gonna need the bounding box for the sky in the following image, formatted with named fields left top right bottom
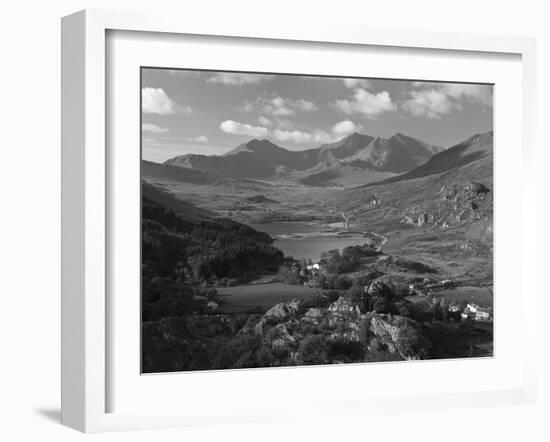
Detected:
left=141, top=68, right=493, bottom=163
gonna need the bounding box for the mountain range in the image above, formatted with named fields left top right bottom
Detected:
left=162, top=132, right=444, bottom=185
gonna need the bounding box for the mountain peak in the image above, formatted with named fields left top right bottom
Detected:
left=164, top=130, right=447, bottom=181
left=222, top=138, right=281, bottom=157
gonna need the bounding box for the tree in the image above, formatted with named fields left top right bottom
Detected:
left=334, top=275, right=352, bottom=290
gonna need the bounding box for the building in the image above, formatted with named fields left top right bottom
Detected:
left=461, top=303, right=493, bottom=321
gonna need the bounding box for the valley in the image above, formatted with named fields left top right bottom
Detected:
left=141, top=130, right=494, bottom=372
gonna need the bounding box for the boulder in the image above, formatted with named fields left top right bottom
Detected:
left=302, top=307, right=323, bottom=324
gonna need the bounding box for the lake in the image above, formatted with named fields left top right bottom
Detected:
left=251, top=221, right=368, bottom=261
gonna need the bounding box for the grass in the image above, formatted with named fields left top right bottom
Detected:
left=217, top=282, right=318, bottom=313
left=406, top=285, right=493, bottom=308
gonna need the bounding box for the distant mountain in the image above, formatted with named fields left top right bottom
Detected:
left=318, top=132, right=444, bottom=173
left=364, top=131, right=493, bottom=186
left=165, top=139, right=319, bottom=179
left=163, top=133, right=443, bottom=184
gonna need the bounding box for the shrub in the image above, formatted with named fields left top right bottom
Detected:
left=334, top=275, right=353, bottom=290
left=327, top=338, right=364, bottom=362
left=297, top=335, right=330, bottom=365
left=216, top=335, right=263, bottom=369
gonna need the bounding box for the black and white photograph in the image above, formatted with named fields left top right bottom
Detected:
left=140, top=68, right=494, bottom=373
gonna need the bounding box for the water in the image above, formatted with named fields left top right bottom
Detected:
left=251, top=222, right=368, bottom=261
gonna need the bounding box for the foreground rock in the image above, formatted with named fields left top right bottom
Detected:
left=228, top=298, right=431, bottom=367
left=362, top=313, right=430, bottom=360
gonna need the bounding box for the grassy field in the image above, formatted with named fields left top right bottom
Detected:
left=217, top=282, right=319, bottom=313
left=406, top=285, right=493, bottom=308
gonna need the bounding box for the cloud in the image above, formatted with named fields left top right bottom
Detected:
left=443, top=83, right=493, bottom=107
left=141, top=88, right=191, bottom=115
left=402, top=83, right=492, bottom=119
left=294, top=99, right=318, bottom=111
left=312, top=130, right=333, bottom=144
left=207, top=73, right=275, bottom=86
left=142, top=123, right=169, bottom=134
left=402, top=88, right=460, bottom=119
left=334, top=88, right=396, bottom=117
left=258, top=116, right=272, bottom=126
left=341, top=78, right=372, bottom=89
left=273, top=129, right=314, bottom=144
left=331, top=120, right=361, bottom=137
left=244, top=96, right=318, bottom=117
left=220, top=120, right=269, bottom=137
left=272, top=121, right=360, bottom=145
left=186, top=135, right=209, bottom=142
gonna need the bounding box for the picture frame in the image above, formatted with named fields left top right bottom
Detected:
left=61, top=9, right=537, bottom=433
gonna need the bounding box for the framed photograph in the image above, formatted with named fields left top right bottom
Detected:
left=61, top=9, right=537, bottom=432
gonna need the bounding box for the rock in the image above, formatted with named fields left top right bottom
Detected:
left=362, top=313, right=430, bottom=360
left=328, top=296, right=360, bottom=314
left=305, top=307, right=322, bottom=318
left=465, top=181, right=490, bottom=198
left=266, top=321, right=302, bottom=350
left=253, top=300, right=302, bottom=335
left=303, top=308, right=322, bottom=324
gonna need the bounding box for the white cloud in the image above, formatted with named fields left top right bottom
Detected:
left=402, top=83, right=492, bottom=119
left=186, top=135, right=208, bottom=142
left=294, top=99, right=318, bottom=111
left=220, top=120, right=269, bottom=137
left=273, top=129, right=314, bottom=144
left=402, top=88, right=460, bottom=119
left=258, top=116, right=272, bottom=126
left=334, top=88, right=396, bottom=117
left=331, top=120, right=360, bottom=137
left=341, top=78, right=372, bottom=89
left=265, top=96, right=295, bottom=116
left=312, top=129, right=333, bottom=144
left=272, top=121, right=361, bottom=145
left=142, top=123, right=169, bottom=134
left=443, top=83, right=493, bottom=107
left=141, top=88, right=191, bottom=115
left=207, top=73, right=275, bottom=86
left=244, top=96, right=318, bottom=117
left=404, top=83, right=492, bottom=119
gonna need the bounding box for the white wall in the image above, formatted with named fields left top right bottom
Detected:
left=0, top=0, right=547, bottom=440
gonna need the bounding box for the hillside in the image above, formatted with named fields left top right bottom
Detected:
left=142, top=181, right=214, bottom=220
left=141, top=182, right=284, bottom=281
left=365, top=131, right=492, bottom=186
left=329, top=132, right=493, bottom=276
left=142, top=160, right=221, bottom=185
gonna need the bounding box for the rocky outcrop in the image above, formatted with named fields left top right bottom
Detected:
left=400, top=180, right=492, bottom=232
left=328, top=296, right=360, bottom=314
left=361, top=313, right=430, bottom=360
left=253, top=299, right=302, bottom=335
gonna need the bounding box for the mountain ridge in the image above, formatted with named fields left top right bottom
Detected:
left=163, top=132, right=444, bottom=184
left=361, top=131, right=493, bottom=187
